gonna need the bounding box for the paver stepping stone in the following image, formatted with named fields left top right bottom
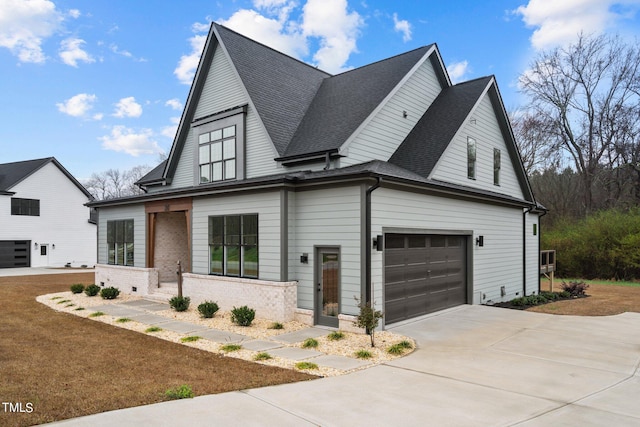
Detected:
left=269, top=347, right=322, bottom=360
left=198, top=329, right=247, bottom=343
left=90, top=305, right=142, bottom=317
left=241, top=340, right=284, bottom=351
left=129, top=313, right=173, bottom=325
left=271, top=328, right=328, bottom=344
left=307, top=355, right=372, bottom=371
left=156, top=321, right=210, bottom=334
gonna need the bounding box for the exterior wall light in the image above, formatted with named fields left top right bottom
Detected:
left=475, top=236, right=484, bottom=247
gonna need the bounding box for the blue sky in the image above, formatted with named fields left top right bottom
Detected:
left=1, top=0, right=639, bottom=181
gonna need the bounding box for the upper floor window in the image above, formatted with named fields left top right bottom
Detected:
left=494, top=148, right=501, bottom=186
left=107, top=219, right=134, bottom=266
left=199, top=125, right=236, bottom=183
left=11, top=198, right=40, bottom=216
left=193, top=105, right=246, bottom=185
left=467, top=137, right=476, bottom=180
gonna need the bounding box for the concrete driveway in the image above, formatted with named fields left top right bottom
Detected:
left=49, top=305, right=640, bottom=426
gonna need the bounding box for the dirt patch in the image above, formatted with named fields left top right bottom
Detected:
left=0, top=273, right=315, bottom=427
left=526, top=282, right=640, bottom=316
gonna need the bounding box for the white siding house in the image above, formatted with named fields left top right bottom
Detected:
left=89, top=23, right=543, bottom=327
left=0, top=158, right=96, bottom=268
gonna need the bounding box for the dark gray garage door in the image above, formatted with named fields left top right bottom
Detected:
left=0, top=240, right=31, bottom=268
left=384, top=234, right=467, bottom=324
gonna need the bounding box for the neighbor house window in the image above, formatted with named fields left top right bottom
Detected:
left=208, top=214, right=258, bottom=278
left=199, top=125, right=237, bottom=183
left=11, top=198, right=40, bottom=216
left=107, top=219, right=134, bottom=266
left=467, top=137, right=477, bottom=179
left=494, top=148, right=501, bottom=186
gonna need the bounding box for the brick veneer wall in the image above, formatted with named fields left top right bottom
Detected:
left=95, top=264, right=159, bottom=295
left=154, top=212, right=190, bottom=282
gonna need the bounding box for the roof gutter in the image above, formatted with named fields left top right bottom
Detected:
left=365, top=177, right=382, bottom=304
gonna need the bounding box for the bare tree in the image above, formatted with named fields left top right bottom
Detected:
left=509, top=110, right=557, bottom=175
left=84, top=165, right=152, bottom=201
left=519, top=33, right=640, bottom=214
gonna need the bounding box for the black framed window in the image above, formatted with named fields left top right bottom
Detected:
left=107, top=219, right=134, bottom=266
left=11, top=198, right=40, bottom=216
left=208, top=214, right=258, bottom=278
left=467, top=137, right=476, bottom=180
left=198, top=125, right=237, bottom=183
left=494, top=148, right=501, bottom=186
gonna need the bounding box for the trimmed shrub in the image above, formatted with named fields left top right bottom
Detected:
left=197, top=301, right=219, bottom=318
left=230, top=305, right=255, bottom=326
left=560, top=280, right=589, bottom=297
left=84, top=284, right=100, bottom=297
left=165, top=384, right=194, bottom=400
left=169, top=296, right=190, bottom=312
left=70, top=284, right=85, bottom=294
left=100, top=287, right=120, bottom=300
left=302, top=338, right=319, bottom=348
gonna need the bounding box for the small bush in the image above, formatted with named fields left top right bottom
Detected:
left=561, top=280, right=589, bottom=297
left=65, top=303, right=75, bottom=307
left=302, top=338, right=319, bottom=348
left=397, top=340, right=413, bottom=349
left=165, top=384, right=194, bottom=400
left=70, top=284, right=85, bottom=294
left=145, top=326, right=162, bottom=333
left=353, top=297, right=384, bottom=347
left=197, top=300, right=219, bottom=318
left=56, top=299, right=71, bottom=304
left=180, top=336, right=201, bottom=343
left=295, top=362, right=318, bottom=370
left=50, top=296, right=62, bottom=300
left=116, top=318, right=132, bottom=323
left=559, top=290, right=571, bottom=298
left=268, top=322, right=284, bottom=330
left=230, top=305, right=255, bottom=326
left=355, top=349, right=372, bottom=359
left=254, top=352, right=272, bottom=361
left=89, top=311, right=105, bottom=317
left=169, top=296, right=191, bottom=312
left=220, top=344, right=242, bottom=352
left=100, top=287, right=120, bottom=300
left=74, top=307, right=85, bottom=311
left=327, top=331, right=345, bottom=341
left=387, top=344, right=406, bottom=355
left=84, top=284, right=100, bottom=297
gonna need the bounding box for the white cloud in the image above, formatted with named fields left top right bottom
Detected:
left=68, top=9, right=80, bottom=19
left=393, top=13, right=412, bottom=42
left=56, top=93, right=98, bottom=118
left=447, top=60, right=470, bottom=84
left=0, top=0, right=63, bottom=63
left=161, top=117, right=180, bottom=139
left=220, top=9, right=308, bottom=58
left=165, top=98, right=183, bottom=110
left=301, top=0, right=364, bottom=73
left=99, top=126, right=161, bottom=156
left=113, top=97, right=143, bottom=118
left=174, top=32, right=207, bottom=85
left=514, top=0, right=640, bottom=50
left=59, top=38, right=94, bottom=67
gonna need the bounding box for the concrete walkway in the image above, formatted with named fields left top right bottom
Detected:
left=47, top=305, right=640, bottom=426
left=0, top=267, right=94, bottom=277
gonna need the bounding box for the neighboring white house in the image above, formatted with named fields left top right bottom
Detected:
left=0, top=157, right=96, bottom=268
left=89, top=24, right=544, bottom=328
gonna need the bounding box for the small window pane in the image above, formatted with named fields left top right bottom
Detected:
left=210, top=129, right=222, bottom=141
left=117, top=243, right=125, bottom=265
left=226, top=246, right=240, bottom=276
left=212, top=162, right=222, bottom=181
left=223, top=126, right=235, bottom=138
left=243, top=246, right=258, bottom=277
left=200, top=165, right=210, bottom=183
left=494, top=148, right=501, bottom=185
left=431, top=236, right=446, bottom=247
left=242, top=215, right=258, bottom=244
left=125, top=243, right=134, bottom=266
left=115, top=221, right=124, bottom=242
left=107, top=222, right=115, bottom=244
left=408, top=235, right=426, bottom=248
left=198, top=133, right=210, bottom=144
left=385, top=234, right=405, bottom=249
left=226, top=216, right=240, bottom=245
left=211, top=142, right=222, bottom=162
left=447, top=236, right=463, bottom=248
left=108, top=245, right=115, bottom=264
left=224, top=159, right=236, bottom=179
left=210, top=245, right=223, bottom=274
left=125, top=220, right=134, bottom=242
left=223, top=139, right=235, bottom=159
left=199, top=145, right=210, bottom=164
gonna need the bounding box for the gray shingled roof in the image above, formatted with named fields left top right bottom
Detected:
left=136, top=160, right=167, bottom=186
left=214, top=24, right=330, bottom=156
left=281, top=46, right=433, bottom=159
left=389, top=76, right=492, bottom=178
left=0, top=157, right=93, bottom=198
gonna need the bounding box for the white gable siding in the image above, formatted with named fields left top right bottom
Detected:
left=292, top=186, right=362, bottom=315
left=171, top=43, right=279, bottom=189
left=430, top=93, right=525, bottom=199
left=0, top=162, right=96, bottom=267
left=192, top=191, right=281, bottom=280
left=372, top=187, right=529, bottom=309
left=97, top=204, right=146, bottom=267
left=340, top=57, right=442, bottom=166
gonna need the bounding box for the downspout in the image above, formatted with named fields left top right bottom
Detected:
left=523, top=205, right=534, bottom=297
left=365, top=177, right=381, bottom=303
left=538, top=208, right=547, bottom=294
